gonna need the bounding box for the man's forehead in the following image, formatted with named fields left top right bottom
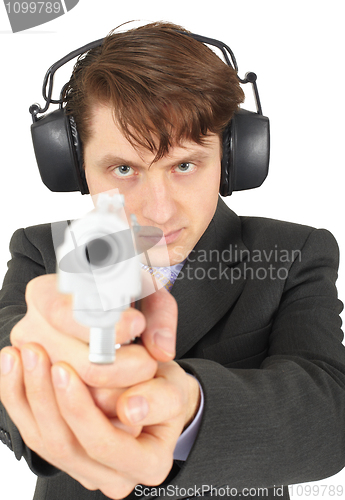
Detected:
left=87, top=103, right=220, bottom=164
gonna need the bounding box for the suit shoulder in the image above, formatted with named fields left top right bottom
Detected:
left=11, top=223, right=54, bottom=254
left=238, top=215, right=337, bottom=253
left=239, top=215, right=314, bottom=235
left=9, top=222, right=65, bottom=273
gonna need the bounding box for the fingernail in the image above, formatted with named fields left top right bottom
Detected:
left=52, top=366, right=70, bottom=388
left=21, top=348, right=38, bottom=372
left=153, top=329, right=175, bottom=355
left=1, top=351, right=14, bottom=375
left=126, top=395, right=149, bottom=424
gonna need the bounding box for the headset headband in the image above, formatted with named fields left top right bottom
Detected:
left=29, top=32, right=264, bottom=122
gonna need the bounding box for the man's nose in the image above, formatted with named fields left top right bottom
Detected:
left=141, top=178, right=176, bottom=225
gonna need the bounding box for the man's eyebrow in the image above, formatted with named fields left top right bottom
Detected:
left=95, top=155, right=139, bottom=168
left=95, top=148, right=213, bottom=169
left=179, top=150, right=211, bottom=160
left=167, top=146, right=214, bottom=162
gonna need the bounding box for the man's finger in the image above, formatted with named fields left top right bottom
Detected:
left=23, top=274, right=148, bottom=348
left=139, top=287, right=178, bottom=361
left=18, top=343, right=136, bottom=496
left=51, top=361, right=173, bottom=486
left=88, top=386, right=123, bottom=416
left=0, top=345, right=95, bottom=490
left=20, top=342, right=85, bottom=461
left=0, top=347, right=38, bottom=440
left=109, top=417, right=142, bottom=437
left=115, top=307, right=146, bottom=345
left=23, top=274, right=90, bottom=342
left=52, top=361, right=140, bottom=468
left=116, top=362, right=199, bottom=431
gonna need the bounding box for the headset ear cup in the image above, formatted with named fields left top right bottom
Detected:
left=31, top=109, right=89, bottom=194
left=220, top=108, right=270, bottom=196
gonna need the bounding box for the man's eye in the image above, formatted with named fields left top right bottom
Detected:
left=113, top=165, right=134, bottom=177
left=175, top=162, right=196, bottom=173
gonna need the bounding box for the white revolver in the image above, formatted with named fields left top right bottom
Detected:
left=56, top=193, right=141, bottom=364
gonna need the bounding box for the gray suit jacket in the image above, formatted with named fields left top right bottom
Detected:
left=1, top=197, right=344, bottom=500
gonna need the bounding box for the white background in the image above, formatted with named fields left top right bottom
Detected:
left=0, top=0, right=344, bottom=498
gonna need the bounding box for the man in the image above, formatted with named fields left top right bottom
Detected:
left=0, top=21, right=344, bottom=500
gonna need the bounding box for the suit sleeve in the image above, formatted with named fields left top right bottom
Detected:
left=172, top=228, right=345, bottom=493
left=0, top=228, right=60, bottom=477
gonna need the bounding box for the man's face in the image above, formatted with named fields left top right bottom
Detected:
left=84, top=104, right=221, bottom=266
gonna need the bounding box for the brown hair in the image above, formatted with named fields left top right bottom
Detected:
left=64, top=22, right=245, bottom=160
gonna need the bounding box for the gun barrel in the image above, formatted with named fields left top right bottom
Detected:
left=89, top=326, right=119, bottom=364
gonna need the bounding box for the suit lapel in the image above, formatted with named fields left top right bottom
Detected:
left=171, top=197, right=249, bottom=359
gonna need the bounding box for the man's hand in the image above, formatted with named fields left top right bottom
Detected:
left=0, top=343, right=199, bottom=498
left=9, top=273, right=184, bottom=424
left=10, top=274, right=177, bottom=389
left=0, top=273, right=201, bottom=494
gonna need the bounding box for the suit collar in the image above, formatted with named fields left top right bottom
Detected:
left=171, top=197, right=249, bottom=358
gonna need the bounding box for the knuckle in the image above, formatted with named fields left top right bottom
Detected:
left=45, top=436, right=74, bottom=461
left=87, top=438, right=113, bottom=462
left=10, top=318, right=28, bottom=347
left=25, top=276, right=37, bottom=300
left=166, top=382, right=184, bottom=414
left=25, top=383, right=47, bottom=403
left=123, top=346, right=157, bottom=385
left=44, top=296, right=61, bottom=326
left=25, top=275, right=61, bottom=326
left=0, top=384, right=13, bottom=409
left=46, top=295, right=72, bottom=329
left=101, top=486, right=126, bottom=499
left=25, top=276, right=45, bottom=307
left=147, top=361, right=158, bottom=380
left=101, top=478, right=135, bottom=500
left=90, top=387, right=121, bottom=415
left=141, top=453, right=173, bottom=486
left=78, top=479, right=98, bottom=491
left=22, top=429, right=42, bottom=454
left=135, top=348, right=157, bottom=378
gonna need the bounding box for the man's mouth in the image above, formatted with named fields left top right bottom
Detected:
left=161, top=228, right=183, bottom=245
left=137, top=227, right=183, bottom=248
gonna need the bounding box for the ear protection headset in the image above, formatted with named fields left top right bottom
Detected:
left=29, top=31, right=270, bottom=197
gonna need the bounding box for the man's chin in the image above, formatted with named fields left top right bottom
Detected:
left=140, top=243, right=189, bottom=267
